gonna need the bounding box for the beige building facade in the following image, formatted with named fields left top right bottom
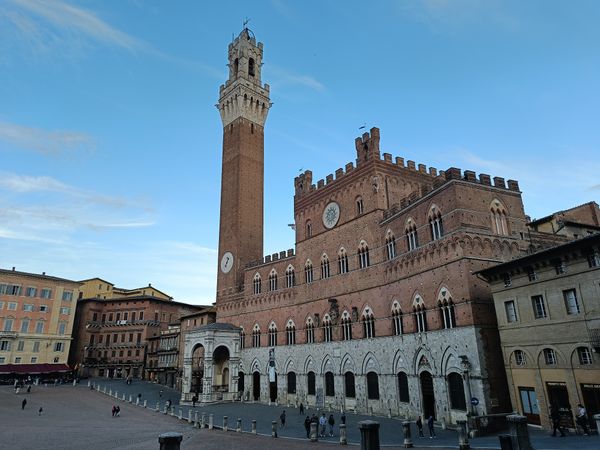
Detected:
left=0, top=268, right=81, bottom=379
left=479, top=232, right=600, bottom=430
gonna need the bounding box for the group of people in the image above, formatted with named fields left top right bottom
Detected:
left=301, top=412, right=341, bottom=438
left=415, top=415, right=436, bottom=438
left=111, top=405, right=121, bottom=417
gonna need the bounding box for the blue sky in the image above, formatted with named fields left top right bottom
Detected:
left=1, top=0, right=598, bottom=305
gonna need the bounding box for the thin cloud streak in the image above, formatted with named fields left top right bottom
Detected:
left=9, top=0, right=146, bottom=52
left=269, top=65, right=325, bottom=92
left=0, top=121, right=94, bottom=155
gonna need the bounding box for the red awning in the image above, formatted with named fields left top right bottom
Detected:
left=0, top=363, right=71, bottom=374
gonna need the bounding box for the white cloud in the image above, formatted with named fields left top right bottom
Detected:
left=0, top=121, right=94, bottom=155
left=7, top=0, right=146, bottom=52
left=269, top=65, right=325, bottom=92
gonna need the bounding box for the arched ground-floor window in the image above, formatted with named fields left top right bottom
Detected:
left=325, top=371, right=335, bottom=397
left=367, top=372, right=379, bottom=400
left=345, top=372, right=356, bottom=398
left=307, top=371, right=316, bottom=395
left=448, top=372, right=466, bottom=410
left=287, top=372, right=296, bottom=394
left=397, top=372, right=409, bottom=403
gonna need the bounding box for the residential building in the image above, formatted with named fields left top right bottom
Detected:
left=479, top=233, right=600, bottom=430
left=0, top=268, right=81, bottom=380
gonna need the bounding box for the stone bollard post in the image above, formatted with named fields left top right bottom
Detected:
left=122, top=394, right=126, bottom=401
left=109, top=389, right=113, bottom=396
left=201, top=412, right=206, bottom=429
left=271, top=420, right=278, bottom=438
left=103, top=386, right=107, bottom=393
left=163, top=405, right=168, bottom=414
left=178, top=408, right=183, bottom=420
left=251, top=420, right=257, bottom=434
left=170, top=407, right=175, bottom=417
left=129, top=395, right=133, bottom=403
left=457, top=420, right=469, bottom=450
left=594, top=414, right=600, bottom=438
left=223, top=416, right=228, bottom=432
left=188, top=409, right=192, bottom=424
left=359, top=420, right=380, bottom=450
left=158, top=432, right=182, bottom=450
left=236, top=418, right=242, bottom=432
left=136, top=397, right=139, bottom=406
left=310, top=422, right=318, bottom=442
left=507, top=414, right=533, bottom=450
left=339, top=423, right=348, bottom=445
left=144, top=400, right=147, bottom=408
left=402, top=421, right=413, bottom=448
left=155, top=402, right=159, bottom=411
left=194, top=411, right=199, bottom=427
left=87, top=380, right=91, bottom=387
left=209, top=413, right=214, bottom=430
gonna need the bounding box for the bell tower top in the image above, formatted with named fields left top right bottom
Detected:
left=218, top=28, right=271, bottom=127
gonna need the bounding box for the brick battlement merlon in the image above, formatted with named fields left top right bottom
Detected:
left=383, top=168, right=521, bottom=222
left=294, top=127, right=520, bottom=203
left=245, top=248, right=296, bottom=269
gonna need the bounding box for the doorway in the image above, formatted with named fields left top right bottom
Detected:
left=546, top=382, right=573, bottom=428
left=420, top=371, right=436, bottom=419
left=581, top=383, right=600, bottom=430
left=519, top=387, right=541, bottom=425
left=269, top=373, right=278, bottom=402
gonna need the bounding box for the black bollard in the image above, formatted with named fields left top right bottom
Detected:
left=158, top=432, right=182, bottom=450
left=359, top=420, right=380, bottom=450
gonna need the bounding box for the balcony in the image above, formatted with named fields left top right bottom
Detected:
left=0, top=331, right=18, bottom=339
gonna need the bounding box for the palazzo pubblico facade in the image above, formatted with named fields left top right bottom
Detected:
left=181, top=28, right=570, bottom=426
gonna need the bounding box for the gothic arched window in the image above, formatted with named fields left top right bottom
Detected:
left=341, top=311, right=352, bottom=341
left=305, top=260, right=314, bottom=284
left=286, top=320, right=296, bottom=345
left=338, top=248, right=349, bottom=274
left=358, top=241, right=370, bottom=269
left=325, top=372, right=335, bottom=397
left=248, top=57, right=255, bottom=77
left=285, top=265, right=295, bottom=288
left=305, top=317, right=315, bottom=344
left=252, top=324, right=261, bottom=348
left=268, top=322, right=277, bottom=347
left=405, top=219, right=418, bottom=251
left=321, top=254, right=331, bottom=279
left=367, top=372, right=380, bottom=400
left=391, top=301, right=403, bottom=336
left=268, top=270, right=278, bottom=292
left=253, top=273, right=261, bottom=295
left=428, top=205, right=443, bottom=241
left=385, top=230, right=396, bottom=260
left=362, top=307, right=375, bottom=339
left=413, top=295, right=427, bottom=333
left=490, top=199, right=509, bottom=236
left=438, top=288, right=456, bottom=329
left=323, top=314, right=333, bottom=342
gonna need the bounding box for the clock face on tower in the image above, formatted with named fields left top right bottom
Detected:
left=220, top=251, right=234, bottom=273
left=322, top=202, right=341, bottom=229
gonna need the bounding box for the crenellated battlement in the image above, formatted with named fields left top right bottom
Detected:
left=294, top=127, right=521, bottom=204
left=246, top=248, right=296, bottom=269
left=383, top=167, right=521, bottom=220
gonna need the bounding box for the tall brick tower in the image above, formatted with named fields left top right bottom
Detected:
left=216, top=28, right=271, bottom=299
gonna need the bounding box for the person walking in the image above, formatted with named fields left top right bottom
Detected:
left=27, top=385, right=31, bottom=393
left=427, top=415, right=436, bottom=438
left=328, top=414, right=335, bottom=437
left=576, top=404, right=589, bottom=435
left=319, top=413, right=327, bottom=437
left=112, top=405, right=116, bottom=417
left=550, top=404, right=565, bottom=437
left=280, top=410, right=286, bottom=428
left=416, top=416, right=424, bottom=437
left=21, top=398, right=27, bottom=410
left=38, top=407, right=43, bottom=416
left=115, top=406, right=120, bottom=417
left=304, top=415, right=311, bottom=438
left=299, top=402, right=304, bottom=415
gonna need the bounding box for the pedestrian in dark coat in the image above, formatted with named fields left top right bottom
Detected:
left=280, top=410, right=286, bottom=427
left=299, top=402, right=304, bottom=415
left=427, top=416, right=436, bottom=438
left=550, top=404, right=565, bottom=437
left=304, top=415, right=311, bottom=438
left=112, top=405, right=116, bottom=417
left=416, top=416, right=424, bottom=437
left=21, top=398, right=27, bottom=409
left=328, top=414, right=335, bottom=436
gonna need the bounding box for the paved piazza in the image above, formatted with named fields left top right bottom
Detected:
left=0, top=380, right=597, bottom=449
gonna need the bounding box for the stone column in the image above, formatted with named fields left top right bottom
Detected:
left=143, top=400, right=147, bottom=408
left=236, top=418, right=242, bottom=432
left=201, top=412, right=206, bottom=428
left=208, top=413, right=214, bottom=430
left=271, top=420, right=278, bottom=438
left=310, top=422, right=318, bottom=442
left=339, top=423, right=347, bottom=445
left=359, top=420, right=380, bottom=450
left=251, top=420, right=257, bottom=434
left=223, top=416, right=228, bottom=432
left=158, top=432, right=182, bottom=450
left=129, top=395, right=133, bottom=403
left=457, top=420, right=470, bottom=450
left=188, top=409, right=193, bottom=424
left=178, top=408, right=183, bottom=420
left=507, top=414, right=532, bottom=450
left=402, top=421, right=413, bottom=448
left=182, top=356, right=193, bottom=400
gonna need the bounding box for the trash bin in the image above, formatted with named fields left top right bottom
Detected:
left=498, top=434, right=512, bottom=450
